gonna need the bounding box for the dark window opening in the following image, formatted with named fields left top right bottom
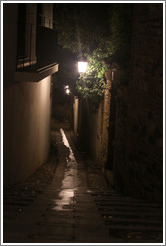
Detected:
left=17, top=4, right=26, bottom=62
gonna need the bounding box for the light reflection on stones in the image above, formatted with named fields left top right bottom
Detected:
left=52, top=128, right=77, bottom=211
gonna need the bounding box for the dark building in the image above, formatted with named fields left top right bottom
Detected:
left=3, top=3, right=58, bottom=184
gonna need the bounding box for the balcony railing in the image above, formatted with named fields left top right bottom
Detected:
left=16, top=22, right=37, bottom=69
left=17, top=57, right=37, bottom=69
left=16, top=14, right=57, bottom=70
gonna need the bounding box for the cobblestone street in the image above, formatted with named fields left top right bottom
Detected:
left=3, top=127, right=163, bottom=243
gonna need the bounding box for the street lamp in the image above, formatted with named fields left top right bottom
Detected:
left=78, top=61, right=88, bottom=73
left=64, top=85, right=70, bottom=95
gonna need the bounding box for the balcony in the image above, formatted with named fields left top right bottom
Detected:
left=16, top=14, right=58, bottom=82
left=15, top=62, right=58, bottom=82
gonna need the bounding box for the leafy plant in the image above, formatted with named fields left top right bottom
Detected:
left=76, top=49, right=107, bottom=103
left=55, top=4, right=133, bottom=104
left=55, top=4, right=109, bottom=54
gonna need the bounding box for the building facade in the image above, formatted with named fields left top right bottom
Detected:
left=3, top=3, right=58, bottom=184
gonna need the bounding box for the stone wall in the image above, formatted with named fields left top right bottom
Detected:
left=77, top=74, right=112, bottom=168
left=99, top=71, right=112, bottom=171
left=73, top=3, right=163, bottom=202
left=112, top=3, right=163, bottom=201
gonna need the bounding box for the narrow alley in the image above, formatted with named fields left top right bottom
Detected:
left=3, top=2, right=163, bottom=244
left=4, top=124, right=163, bottom=243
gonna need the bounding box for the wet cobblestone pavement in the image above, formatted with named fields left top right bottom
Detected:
left=3, top=127, right=163, bottom=243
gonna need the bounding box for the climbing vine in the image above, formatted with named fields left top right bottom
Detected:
left=76, top=50, right=107, bottom=103
left=75, top=4, right=133, bottom=103
left=55, top=4, right=133, bottom=104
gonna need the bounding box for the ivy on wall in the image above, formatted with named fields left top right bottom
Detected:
left=75, top=4, right=133, bottom=103
left=76, top=50, right=107, bottom=103
left=55, top=4, right=133, bottom=103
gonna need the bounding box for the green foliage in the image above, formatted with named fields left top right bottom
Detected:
left=55, top=4, right=133, bottom=104
left=55, top=4, right=109, bottom=54
left=76, top=49, right=107, bottom=103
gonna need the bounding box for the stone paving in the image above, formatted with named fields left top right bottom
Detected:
left=3, top=127, right=163, bottom=243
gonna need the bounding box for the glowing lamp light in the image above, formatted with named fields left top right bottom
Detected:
left=78, top=61, right=88, bottom=73
left=66, top=88, right=70, bottom=95
left=64, top=85, right=70, bottom=95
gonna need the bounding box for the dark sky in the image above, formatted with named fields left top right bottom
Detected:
left=53, top=3, right=110, bottom=88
